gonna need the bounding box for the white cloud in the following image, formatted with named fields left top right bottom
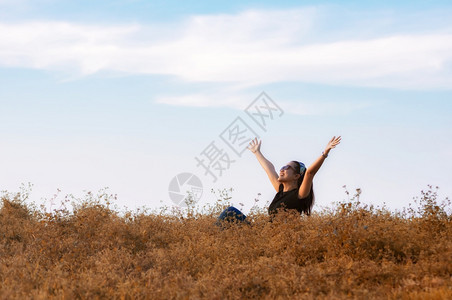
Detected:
left=0, top=0, right=22, bottom=4
left=155, top=89, right=375, bottom=116
left=156, top=93, right=240, bottom=109
left=155, top=87, right=257, bottom=110
left=0, top=21, right=140, bottom=74
left=279, top=99, right=375, bottom=116
left=0, top=8, right=452, bottom=101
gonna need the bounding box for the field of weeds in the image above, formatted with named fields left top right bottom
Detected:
left=0, top=185, right=451, bottom=299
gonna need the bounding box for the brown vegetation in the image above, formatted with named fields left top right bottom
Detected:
left=0, top=185, right=451, bottom=299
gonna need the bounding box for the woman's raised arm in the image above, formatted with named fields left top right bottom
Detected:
left=307, top=136, right=341, bottom=177
left=298, top=136, right=342, bottom=199
left=248, top=138, right=280, bottom=192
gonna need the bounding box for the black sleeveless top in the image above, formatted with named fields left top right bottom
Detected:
left=268, top=184, right=312, bottom=215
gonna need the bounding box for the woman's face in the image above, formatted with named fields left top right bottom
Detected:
left=278, top=161, right=299, bottom=182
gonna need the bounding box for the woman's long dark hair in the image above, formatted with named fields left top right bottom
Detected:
left=292, top=161, right=315, bottom=215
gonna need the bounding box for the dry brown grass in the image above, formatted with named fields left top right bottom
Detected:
left=0, top=185, right=451, bottom=299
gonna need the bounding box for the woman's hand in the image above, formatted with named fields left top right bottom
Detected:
left=247, top=138, right=262, bottom=154
left=324, top=136, right=341, bottom=154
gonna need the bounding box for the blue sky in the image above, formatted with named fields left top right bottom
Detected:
left=1, top=0, right=451, bottom=213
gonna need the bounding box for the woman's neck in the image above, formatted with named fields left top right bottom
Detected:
left=282, top=181, right=298, bottom=192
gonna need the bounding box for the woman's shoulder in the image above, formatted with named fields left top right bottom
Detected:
left=297, top=188, right=313, bottom=200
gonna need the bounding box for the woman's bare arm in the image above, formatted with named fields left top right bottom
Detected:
left=248, top=138, right=280, bottom=192
left=298, top=136, right=342, bottom=199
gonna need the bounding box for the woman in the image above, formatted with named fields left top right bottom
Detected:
left=217, top=136, right=341, bottom=223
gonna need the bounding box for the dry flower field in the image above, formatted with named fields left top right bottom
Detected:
left=0, top=185, right=451, bottom=299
